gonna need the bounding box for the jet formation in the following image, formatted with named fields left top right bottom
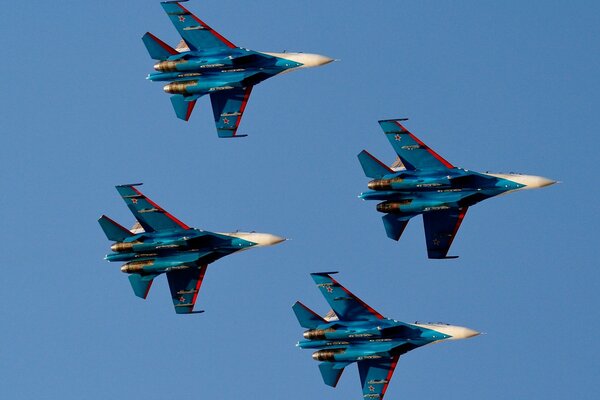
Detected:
left=294, top=272, right=479, bottom=399
left=99, top=183, right=285, bottom=314
left=358, top=119, right=556, bottom=258
left=143, top=0, right=334, bottom=138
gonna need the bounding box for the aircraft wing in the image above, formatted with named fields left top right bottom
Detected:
left=167, top=264, right=208, bottom=314
left=310, top=273, right=384, bottom=321
left=115, top=184, right=190, bottom=233
left=378, top=119, right=454, bottom=171
left=210, top=86, right=253, bottom=138
left=160, top=1, right=236, bottom=51
left=422, top=207, right=468, bottom=259
left=357, top=355, right=400, bottom=400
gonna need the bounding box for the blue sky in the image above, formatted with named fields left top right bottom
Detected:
left=1, top=1, right=598, bottom=399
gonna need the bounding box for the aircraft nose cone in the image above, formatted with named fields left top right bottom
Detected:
left=462, top=328, right=481, bottom=339
left=297, top=53, right=335, bottom=67
left=252, top=233, right=286, bottom=247
left=507, top=174, right=557, bottom=189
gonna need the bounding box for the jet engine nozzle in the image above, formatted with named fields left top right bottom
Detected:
left=376, top=200, right=411, bottom=213
left=111, top=242, right=134, bottom=252
left=368, top=178, right=404, bottom=190
left=154, top=60, right=182, bottom=72
left=163, top=80, right=198, bottom=94
left=120, top=260, right=153, bottom=274
left=312, top=348, right=344, bottom=362
left=303, top=328, right=335, bottom=340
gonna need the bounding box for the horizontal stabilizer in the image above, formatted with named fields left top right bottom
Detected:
left=319, top=362, right=348, bottom=387
left=98, top=215, right=133, bottom=241
left=358, top=150, right=393, bottom=179
left=142, top=32, right=177, bottom=60
left=382, top=214, right=412, bottom=241
left=170, top=94, right=197, bottom=121
left=292, top=301, right=326, bottom=329
left=128, top=273, right=156, bottom=299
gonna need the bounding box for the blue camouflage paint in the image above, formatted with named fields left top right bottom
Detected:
left=358, top=118, right=554, bottom=259
left=99, top=183, right=282, bottom=314
left=294, top=273, right=476, bottom=400
left=143, top=1, right=331, bottom=138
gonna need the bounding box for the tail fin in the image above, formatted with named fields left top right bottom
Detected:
left=292, top=301, right=326, bottom=329
left=142, top=32, right=177, bottom=60
left=98, top=215, right=133, bottom=241
left=170, top=94, right=198, bottom=121
left=358, top=150, right=393, bottom=179
left=319, top=362, right=348, bottom=387
left=382, top=214, right=412, bottom=241
left=128, top=274, right=156, bottom=299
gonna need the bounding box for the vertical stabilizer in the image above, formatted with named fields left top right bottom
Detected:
left=142, top=32, right=177, bottom=60
left=98, top=215, right=133, bottom=241
left=292, top=301, right=326, bottom=329
left=358, top=150, right=393, bottom=179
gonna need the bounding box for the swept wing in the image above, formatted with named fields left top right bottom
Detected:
left=210, top=86, right=253, bottom=138
left=310, top=272, right=384, bottom=321
left=167, top=264, right=208, bottom=314
left=160, top=1, right=236, bottom=50
left=115, top=183, right=190, bottom=232
left=379, top=119, right=454, bottom=171
left=422, top=207, right=468, bottom=259
left=358, top=356, right=400, bottom=400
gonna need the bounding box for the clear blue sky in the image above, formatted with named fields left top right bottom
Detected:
left=1, top=1, right=598, bottom=399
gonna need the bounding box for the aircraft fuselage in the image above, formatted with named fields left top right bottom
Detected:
left=360, top=168, right=545, bottom=215
left=298, top=318, right=477, bottom=362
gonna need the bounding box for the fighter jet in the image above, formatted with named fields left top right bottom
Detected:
left=143, top=0, right=334, bottom=138
left=358, top=119, right=556, bottom=259
left=294, top=272, right=479, bottom=399
left=99, top=183, right=285, bottom=314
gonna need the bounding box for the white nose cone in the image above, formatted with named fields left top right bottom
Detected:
left=415, top=323, right=480, bottom=340
left=506, top=174, right=556, bottom=189
left=265, top=52, right=335, bottom=68
left=487, top=173, right=557, bottom=190
left=224, top=232, right=286, bottom=247
left=438, top=325, right=480, bottom=340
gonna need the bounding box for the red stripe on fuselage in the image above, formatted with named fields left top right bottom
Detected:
left=395, top=121, right=454, bottom=169
left=177, top=3, right=237, bottom=49
left=130, top=186, right=190, bottom=230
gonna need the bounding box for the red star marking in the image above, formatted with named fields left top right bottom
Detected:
left=326, top=286, right=334, bottom=293
left=368, top=385, right=375, bottom=392
left=178, top=15, right=186, bottom=22
left=394, top=134, right=401, bottom=141
left=223, top=118, right=230, bottom=125
left=179, top=296, right=186, bottom=302
left=131, top=198, right=138, bottom=204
